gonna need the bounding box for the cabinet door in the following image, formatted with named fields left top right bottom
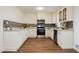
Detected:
left=52, top=13, right=57, bottom=23
left=63, top=8, right=67, bottom=21
left=45, top=28, right=49, bottom=37
left=58, top=30, right=73, bottom=49
left=59, top=11, right=63, bottom=21
left=29, top=28, right=37, bottom=37
left=67, top=7, right=73, bottom=21
left=24, top=13, right=37, bottom=24
left=51, top=30, right=54, bottom=40
left=57, top=31, right=63, bottom=47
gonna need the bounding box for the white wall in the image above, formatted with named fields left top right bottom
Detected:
left=0, top=20, right=3, bottom=52
left=73, top=7, right=79, bottom=52
left=0, top=6, right=24, bottom=23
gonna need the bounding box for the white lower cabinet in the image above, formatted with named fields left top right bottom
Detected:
left=57, top=30, right=74, bottom=49
left=45, top=28, right=54, bottom=40
left=45, top=28, right=51, bottom=37
left=50, top=29, right=54, bottom=40
left=28, top=27, right=37, bottom=37
left=4, top=30, right=28, bottom=51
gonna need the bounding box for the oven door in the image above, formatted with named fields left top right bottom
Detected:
left=37, top=27, right=45, bottom=35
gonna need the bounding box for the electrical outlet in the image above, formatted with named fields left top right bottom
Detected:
left=76, top=44, right=79, bottom=49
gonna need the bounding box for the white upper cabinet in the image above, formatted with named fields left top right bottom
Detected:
left=22, top=12, right=59, bottom=24
left=37, top=12, right=52, bottom=24
left=51, top=12, right=57, bottom=23
left=58, top=6, right=73, bottom=22
left=23, top=13, right=37, bottom=24
left=23, top=12, right=53, bottom=24
left=66, top=7, right=73, bottom=21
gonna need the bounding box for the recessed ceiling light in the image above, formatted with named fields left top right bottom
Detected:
left=36, top=7, right=44, bottom=11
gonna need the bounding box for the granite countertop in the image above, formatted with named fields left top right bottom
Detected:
left=52, top=28, right=74, bottom=31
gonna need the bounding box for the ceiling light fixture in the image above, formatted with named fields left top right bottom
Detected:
left=36, top=7, right=44, bottom=11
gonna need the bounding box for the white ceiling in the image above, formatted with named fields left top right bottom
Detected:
left=18, top=6, right=62, bottom=13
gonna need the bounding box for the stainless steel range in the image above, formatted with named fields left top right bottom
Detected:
left=37, top=19, right=45, bottom=36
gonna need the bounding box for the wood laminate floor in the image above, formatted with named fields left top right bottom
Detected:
left=17, top=38, right=77, bottom=53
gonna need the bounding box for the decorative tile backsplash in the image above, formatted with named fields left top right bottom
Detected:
left=3, top=20, right=27, bottom=31
left=60, top=21, right=73, bottom=29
